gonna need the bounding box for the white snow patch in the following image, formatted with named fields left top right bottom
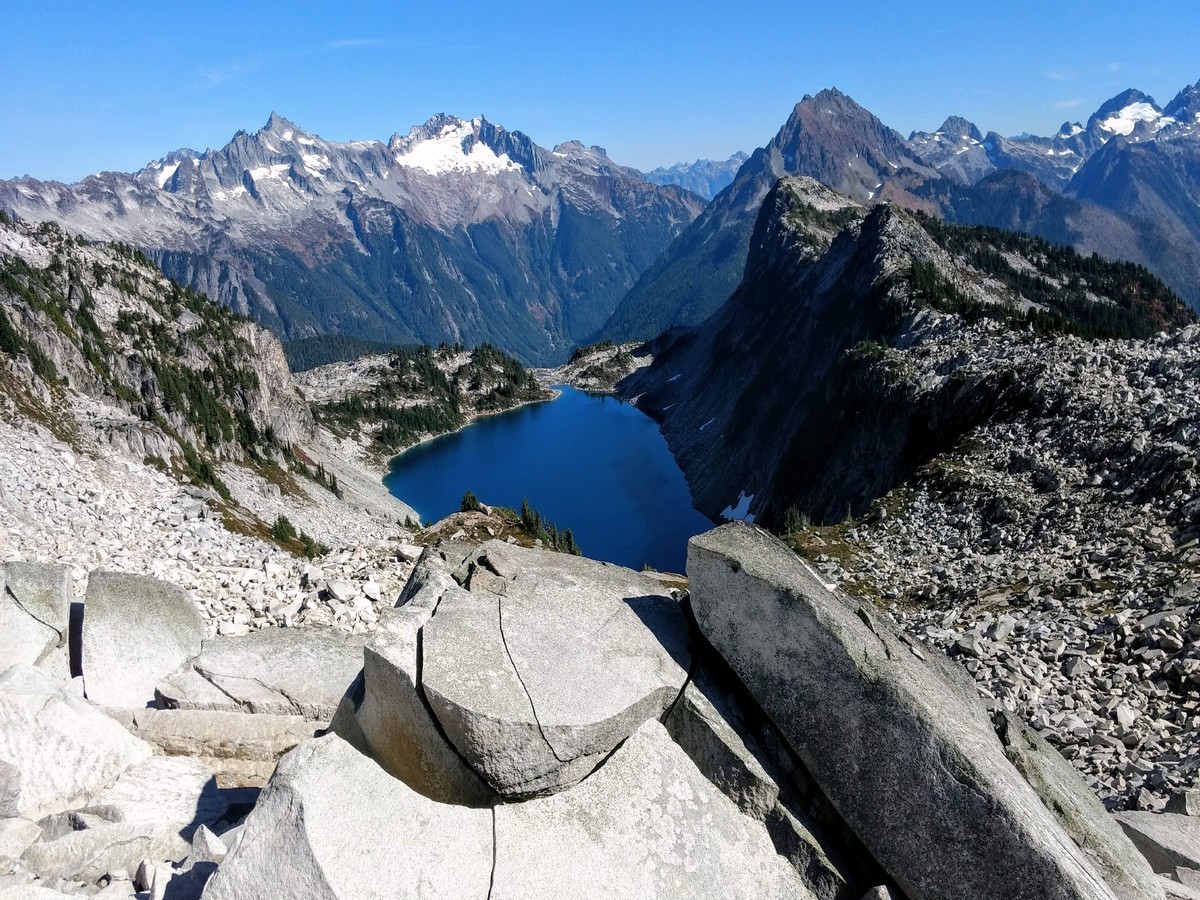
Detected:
left=699, top=417, right=716, bottom=432
left=1099, top=102, right=1170, bottom=137
left=720, top=491, right=755, bottom=523
left=247, top=163, right=291, bottom=182
left=301, top=154, right=330, bottom=170
left=667, top=373, right=682, bottom=383
left=394, top=120, right=520, bottom=176
left=282, top=130, right=294, bottom=141
left=661, top=403, right=675, bottom=411
left=156, top=162, right=180, bottom=189
left=212, top=185, right=248, bottom=202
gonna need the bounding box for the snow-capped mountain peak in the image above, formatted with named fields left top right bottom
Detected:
left=1095, top=100, right=1173, bottom=137
left=389, top=115, right=521, bottom=176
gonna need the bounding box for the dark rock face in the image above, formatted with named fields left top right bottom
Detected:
left=0, top=114, right=704, bottom=365
left=601, top=89, right=942, bottom=343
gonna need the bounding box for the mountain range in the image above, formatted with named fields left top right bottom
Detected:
left=0, top=114, right=703, bottom=364
left=642, top=152, right=750, bottom=200
left=1, top=79, right=1198, bottom=363
left=602, top=80, right=1200, bottom=342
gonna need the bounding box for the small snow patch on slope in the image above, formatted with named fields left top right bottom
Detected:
left=156, top=163, right=180, bottom=189
left=248, top=164, right=291, bottom=182
left=720, top=491, right=755, bottom=523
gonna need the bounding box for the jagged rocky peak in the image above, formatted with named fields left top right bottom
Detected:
left=774, top=87, right=940, bottom=203
left=911, top=115, right=984, bottom=143
left=938, top=115, right=984, bottom=142
left=907, top=114, right=993, bottom=185
left=1164, top=77, right=1200, bottom=121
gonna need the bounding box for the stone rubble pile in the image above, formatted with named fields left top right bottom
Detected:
left=804, top=320, right=1200, bottom=811
left=0, top=414, right=420, bottom=639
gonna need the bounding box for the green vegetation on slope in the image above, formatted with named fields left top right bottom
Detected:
left=315, top=343, right=550, bottom=454
left=911, top=212, right=1195, bottom=340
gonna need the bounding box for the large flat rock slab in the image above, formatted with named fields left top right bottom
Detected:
left=688, top=523, right=1126, bottom=900
left=997, top=711, right=1163, bottom=900
left=202, top=733, right=494, bottom=900
left=1115, top=811, right=1200, bottom=875
left=421, top=541, right=691, bottom=798
left=134, top=707, right=317, bottom=765
left=0, top=562, right=69, bottom=673
left=491, top=719, right=814, bottom=899
left=82, top=572, right=204, bottom=709
left=156, top=627, right=367, bottom=721
left=0, top=665, right=151, bottom=820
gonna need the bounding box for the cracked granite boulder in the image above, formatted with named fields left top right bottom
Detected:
left=419, top=541, right=691, bottom=798
left=0, top=562, right=70, bottom=676
left=332, top=551, right=496, bottom=806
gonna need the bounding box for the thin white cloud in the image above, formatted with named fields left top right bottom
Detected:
left=1054, top=99, right=1081, bottom=109
left=1045, top=69, right=1074, bottom=82
left=198, top=57, right=268, bottom=87
left=324, top=38, right=393, bottom=50
left=1108, top=62, right=1121, bottom=73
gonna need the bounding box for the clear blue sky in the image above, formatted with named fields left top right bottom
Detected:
left=3, top=0, right=1198, bottom=182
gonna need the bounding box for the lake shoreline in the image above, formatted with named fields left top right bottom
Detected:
left=382, top=385, right=714, bottom=572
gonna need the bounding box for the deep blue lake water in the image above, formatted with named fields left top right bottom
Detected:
left=383, top=386, right=714, bottom=573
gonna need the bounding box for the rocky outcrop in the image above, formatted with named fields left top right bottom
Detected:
left=82, top=572, right=204, bottom=709
left=8, top=520, right=1172, bottom=898
left=201, top=733, right=495, bottom=900
left=688, top=522, right=1141, bottom=900
left=623, top=175, right=1194, bottom=528
left=420, top=541, right=691, bottom=798
left=155, top=627, right=367, bottom=720
left=0, top=666, right=151, bottom=821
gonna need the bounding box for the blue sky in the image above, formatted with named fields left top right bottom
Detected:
left=3, top=0, right=1198, bottom=182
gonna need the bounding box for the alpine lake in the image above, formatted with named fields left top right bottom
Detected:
left=383, top=385, right=714, bottom=574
